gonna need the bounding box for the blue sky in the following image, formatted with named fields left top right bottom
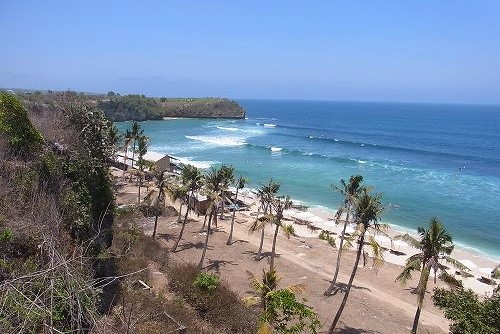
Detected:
left=1, top=1, right=499, bottom=103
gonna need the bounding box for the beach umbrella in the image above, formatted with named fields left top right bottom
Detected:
left=460, top=259, right=477, bottom=269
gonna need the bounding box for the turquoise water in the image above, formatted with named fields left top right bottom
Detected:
left=116, top=100, right=500, bottom=259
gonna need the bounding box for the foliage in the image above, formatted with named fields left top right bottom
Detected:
left=433, top=288, right=500, bottom=334
left=262, top=289, right=320, bottom=334
left=193, top=272, right=220, bottom=293
left=0, top=92, right=43, bottom=154
left=319, top=230, right=337, bottom=248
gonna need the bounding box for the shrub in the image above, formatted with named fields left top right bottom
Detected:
left=194, top=272, right=220, bottom=293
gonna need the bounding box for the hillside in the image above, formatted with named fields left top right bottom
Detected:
left=10, top=90, right=246, bottom=121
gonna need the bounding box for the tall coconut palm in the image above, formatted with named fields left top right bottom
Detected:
left=327, top=188, right=385, bottom=333
left=136, top=135, right=148, bottom=204
left=152, top=170, right=166, bottom=239
left=218, top=165, right=235, bottom=221
left=251, top=180, right=280, bottom=261
left=324, top=175, right=365, bottom=295
left=268, top=195, right=293, bottom=272
left=198, top=166, right=224, bottom=269
left=171, top=164, right=203, bottom=252
left=395, top=218, right=468, bottom=334
left=130, top=121, right=143, bottom=169
left=122, top=129, right=133, bottom=176
left=226, top=176, right=247, bottom=245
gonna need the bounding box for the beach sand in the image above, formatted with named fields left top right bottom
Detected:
left=113, top=167, right=498, bottom=333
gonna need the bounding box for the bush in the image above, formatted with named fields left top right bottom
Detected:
left=194, top=272, right=219, bottom=293
left=168, top=263, right=258, bottom=333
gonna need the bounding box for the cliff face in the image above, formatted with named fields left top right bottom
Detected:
left=98, top=96, right=246, bottom=121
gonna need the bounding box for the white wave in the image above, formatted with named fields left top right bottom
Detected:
left=270, top=147, right=282, bottom=152
left=174, top=156, right=216, bottom=169
left=334, top=139, right=339, bottom=142
left=216, top=126, right=239, bottom=132
left=263, top=123, right=277, bottom=127
left=185, top=135, right=246, bottom=146
left=358, top=160, right=367, bottom=164
left=360, top=143, right=365, bottom=146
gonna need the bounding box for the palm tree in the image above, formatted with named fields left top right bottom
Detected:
left=122, top=129, right=133, bottom=176
left=226, top=176, right=246, bottom=245
left=268, top=195, right=293, bottom=272
left=171, top=164, right=203, bottom=252
left=130, top=121, right=143, bottom=169
left=395, top=218, right=468, bottom=334
left=251, top=180, right=280, bottom=261
left=136, top=135, right=148, bottom=204
left=324, top=175, right=365, bottom=296
left=198, top=166, right=224, bottom=269
left=218, top=165, right=235, bottom=222
left=327, top=188, right=385, bottom=333
left=152, top=170, right=166, bottom=239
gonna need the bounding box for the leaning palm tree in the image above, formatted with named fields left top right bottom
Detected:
left=130, top=121, right=143, bottom=169
left=324, top=175, right=365, bottom=296
left=327, top=188, right=385, bottom=333
left=226, top=175, right=247, bottom=245
left=395, top=218, right=469, bottom=334
left=171, top=164, right=203, bottom=252
left=198, top=166, right=224, bottom=269
left=251, top=179, right=280, bottom=261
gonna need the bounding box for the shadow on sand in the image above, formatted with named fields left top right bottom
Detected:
left=323, top=281, right=372, bottom=295
left=334, top=325, right=383, bottom=334
left=204, top=259, right=238, bottom=273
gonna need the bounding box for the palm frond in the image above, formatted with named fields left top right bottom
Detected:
left=366, top=235, right=385, bottom=268
left=242, top=296, right=261, bottom=307
left=285, top=284, right=306, bottom=294
left=396, top=257, right=422, bottom=285
left=443, top=256, right=470, bottom=272
left=394, top=233, right=420, bottom=249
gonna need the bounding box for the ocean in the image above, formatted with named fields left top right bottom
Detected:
left=116, top=100, right=500, bottom=259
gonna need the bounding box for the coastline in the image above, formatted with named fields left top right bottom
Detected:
left=236, top=187, right=498, bottom=297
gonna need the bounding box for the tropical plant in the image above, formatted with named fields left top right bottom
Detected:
left=171, top=164, right=203, bottom=252
left=198, top=166, right=225, bottom=269
left=394, top=218, right=469, bottom=334
left=130, top=121, right=143, bottom=169
left=152, top=170, right=166, bottom=239
left=268, top=196, right=293, bottom=272
left=245, top=270, right=320, bottom=334
left=226, top=176, right=246, bottom=245
left=122, top=129, right=133, bottom=176
left=327, top=188, right=385, bottom=333
left=251, top=180, right=280, bottom=261
left=218, top=165, right=235, bottom=222
left=324, top=175, right=364, bottom=296
left=193, top=272, right=220, bottom=293
left=433, top=287, right=500, bottom=334
left=135, top=135, right=148, bottom=204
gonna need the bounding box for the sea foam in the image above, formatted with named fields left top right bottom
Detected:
left=185, top=135, right=246, bottom=146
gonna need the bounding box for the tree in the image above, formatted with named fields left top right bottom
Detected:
left=152, top=170, right=166, bottom=239
left=135, top=135, right=148, bottom=204
left=218, top=165, right=235, bottom=222
left=268, top=196, right=293, bottom=272
left=327, top=188, right=385, bottom=333
left=198, top=166, right=225, bottom=269
left=226, top=176, right=246, bottom=245
left=171, top=164, right=203, bottom=252
left=324, top=175, right=364, bottom=296
left=130, top=121, right=143, bottom=170
left=245, top=269, right=320, bottom=334
left=251, top=180, right=280, bottom=261
left=394, top=218, right=469, bottom=334
left=122, top=129, right=133, bottom=176
left=0, top=92, right=44, bottom=155
left=433, top=288, right=500, bottom=334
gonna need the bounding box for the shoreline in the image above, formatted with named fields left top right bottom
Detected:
left=237, top=187, right=498, bottom=296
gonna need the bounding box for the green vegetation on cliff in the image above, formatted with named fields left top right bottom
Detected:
left=12, top=90, right=246, bottom=121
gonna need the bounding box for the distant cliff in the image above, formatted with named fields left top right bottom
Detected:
left=10, top=90, right=246, bottom=121
left=98, top=95, right=246, bottom=121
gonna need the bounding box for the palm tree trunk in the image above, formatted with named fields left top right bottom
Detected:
left=137, top=180, right=141, bottom=204
left=325, top=211, right=350, bottom=295
left=256, top=228, right=265, bottom=260
left=152, top=188, right=163, bottom=239
left=220, top=192, right=225, bottom=220
left=270, top=223, right=280, bottom=271
left=327, top=233, right=365, bottom=333
left=177, top=202, right=183, bottom=222
left=198, top=206, right=214, bottom=269
left=226, top=188, right=239, bottom=245
left=153, top=215, right=159, bottom=239
left=411, top=266, right=430, bottom=334
left=172, top=202, right=190, bottom=252
left=201, top=210, right=208, bottom=231
left=123, top=145, right=128, bottom=176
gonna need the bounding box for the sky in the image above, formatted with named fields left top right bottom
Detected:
left=1, top=1, right=499, bottom=103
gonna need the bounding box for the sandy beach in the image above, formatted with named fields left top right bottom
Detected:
left=113, top=166, right=499, bottom=333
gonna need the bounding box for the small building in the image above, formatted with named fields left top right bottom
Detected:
left=115, top=150, right=176, bottom=173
